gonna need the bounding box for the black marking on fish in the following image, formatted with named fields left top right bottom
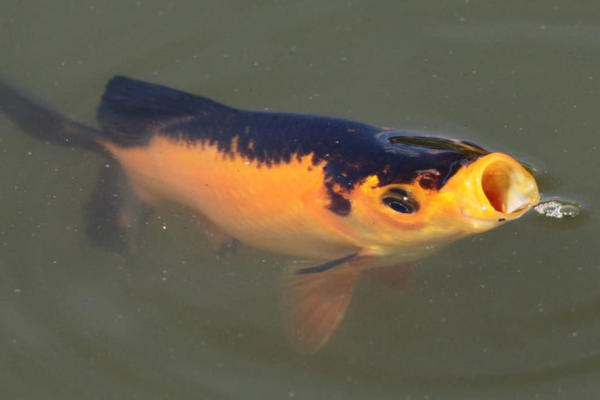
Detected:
left=98, top=77, right=491, bottom=216
left=295, top=252, right=359, bottom=275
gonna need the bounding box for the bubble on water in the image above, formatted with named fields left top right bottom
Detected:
left=533, top=200, right=580, bottom=219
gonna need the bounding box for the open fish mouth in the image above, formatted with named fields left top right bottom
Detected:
left=479, top=156, right=538, bottom=214
left=458, top=153, right=540, bottom=223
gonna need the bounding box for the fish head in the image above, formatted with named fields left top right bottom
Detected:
left=441, top=152, right=540, bottom=229
left=346, top=135, right=539, bottom=251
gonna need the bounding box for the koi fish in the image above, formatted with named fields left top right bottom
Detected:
left=0, top=76, right=539, bottom=352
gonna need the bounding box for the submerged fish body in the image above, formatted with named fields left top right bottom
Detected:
left=0, top=76, right=540, bottom=352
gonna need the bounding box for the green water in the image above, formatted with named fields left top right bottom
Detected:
left=1, top=1, right=599, bottom=399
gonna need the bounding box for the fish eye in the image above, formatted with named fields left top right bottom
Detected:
left=381, top=189, right=419, bottom=214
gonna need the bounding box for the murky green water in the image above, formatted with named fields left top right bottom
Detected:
left=1, top=1, right=599, bottom=399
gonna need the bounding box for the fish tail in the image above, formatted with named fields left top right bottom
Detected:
left=0, top=75, right=101, bottom=151
left=0, top=75, right=154, bottom=256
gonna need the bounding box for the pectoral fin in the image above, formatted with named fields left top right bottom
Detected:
left=362, top=264, right=415, bottom=291
left=285, top=253, right=362, bottom=354
left=194, top=214, right=237, bottom=257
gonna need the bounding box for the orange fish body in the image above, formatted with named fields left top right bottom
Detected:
left=104, top=138, right=360, bottom=260
left=0, top=75, right=540, bottom=352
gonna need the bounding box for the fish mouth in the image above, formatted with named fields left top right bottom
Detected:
left=460, top=153, right=539, bottom=222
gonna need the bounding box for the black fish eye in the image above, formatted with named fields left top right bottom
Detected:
left=382, top=189, right=419, bottom=214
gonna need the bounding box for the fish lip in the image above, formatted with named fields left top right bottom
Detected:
left=459, top=153, right=540, bottom=224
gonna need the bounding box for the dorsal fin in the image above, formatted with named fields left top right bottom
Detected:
left=97, top=76, right=235, bottom=146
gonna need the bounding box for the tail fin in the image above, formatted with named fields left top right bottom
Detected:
left=0, top=75, right=100, bottom=151
left=0, top=75, right=158, bottom=257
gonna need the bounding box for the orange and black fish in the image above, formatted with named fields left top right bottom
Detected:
left=0, top=76, right=539, bottom=352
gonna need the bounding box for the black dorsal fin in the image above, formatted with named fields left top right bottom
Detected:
left=97, top=76, right=234, bottom=146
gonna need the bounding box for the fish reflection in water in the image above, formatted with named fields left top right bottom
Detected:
left=0, top=75, right=540, bottom=352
